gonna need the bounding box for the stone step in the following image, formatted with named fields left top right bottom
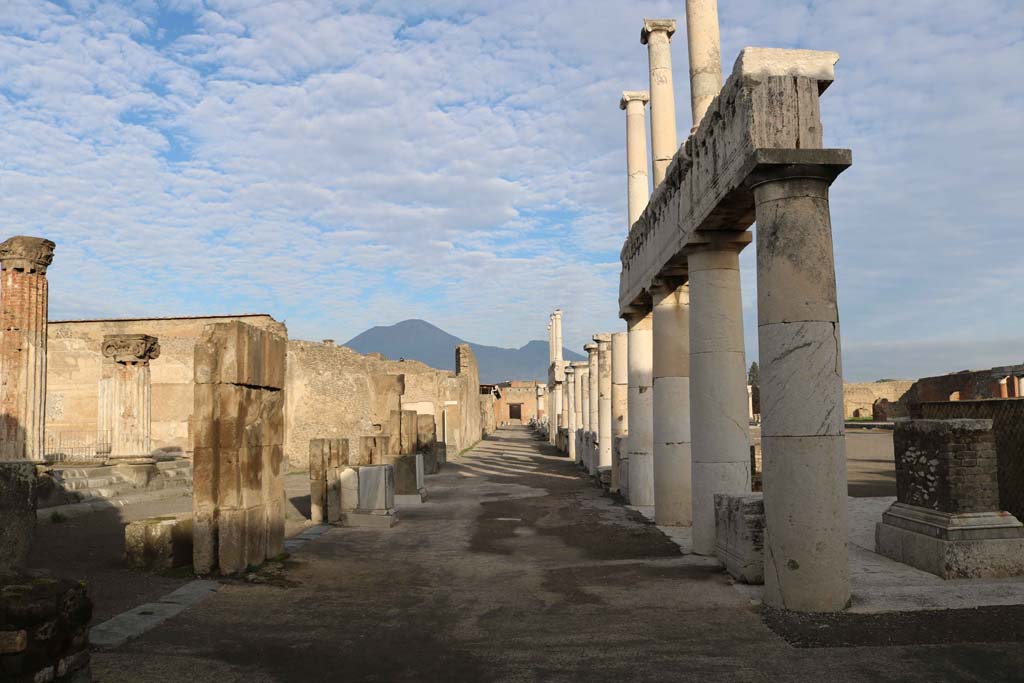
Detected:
left=51, top=465, right=117, bottom=480
left=61, top=476, right=125, bottom=491
left=38, top=486, right=193, bottom=523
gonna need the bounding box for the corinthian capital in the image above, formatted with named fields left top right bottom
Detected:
left=102, top=334, right=161, bottom=365
left=0, top=236, right=56, bottom=274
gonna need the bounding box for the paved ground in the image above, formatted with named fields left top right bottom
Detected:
left=86, top=427, right=1024, bottom=682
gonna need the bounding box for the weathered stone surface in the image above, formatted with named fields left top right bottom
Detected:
left=384, top=454, right=419, bottom=496
left=309, top=438, right=348, bottom=524
left=341, top=464, right=399, bottom=528
left=192, top=321, right=286, bottom=575
left=714, top=493, right=765, bottom=584
left=124, top=516, right=192, bottom=572
left=358, top=435, right=389, bottom=465
left=0, top=462, right=37, bottom=575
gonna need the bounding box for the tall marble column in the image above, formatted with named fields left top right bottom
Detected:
left=652, top=278, right=692, bottom=526
left=626, top=310, right=655, bottom=506
left=585, top=342, right=599, bottom=476
left=752, top=161, right=850, bottom=612
left=684, top=0, right=723, bottom=133
left=101, top=334, right=160, bottom=461
left=536, top=385, right=545, bottom=421
left=620, top=90, right=651, bottom=228
left=565, top=365, right=576, bottom=461
left=641, top=19, right=678, bottom=187
left=611, top=331, right=629, bottom=495
left=688, top=236, right=752, bottom=555
left=579, top=364, right=591, bottom=465
left=595, top=334, right=613, bottom=472
left=0, top=236, right=54, bottom=573
left=0, top=236, right=55, bottom=462
left=572, top=361, right=586, bottom=465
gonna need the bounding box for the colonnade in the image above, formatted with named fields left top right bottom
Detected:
left=540, top=1, right=853, bottom=613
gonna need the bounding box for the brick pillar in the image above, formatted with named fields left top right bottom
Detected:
left=101, top=334, right=160, bottom=461
left=0, top=236, right=55, bottom=462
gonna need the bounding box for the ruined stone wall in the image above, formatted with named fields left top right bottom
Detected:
left=492, top=382, right=542, bottom=425
left=905, top=365, right=1024, bottom=404
left=842, top=380, right=914, bottom=419
left=46, top=315, right=284, bottom=455
left=453, top=343, right=482, bottom=452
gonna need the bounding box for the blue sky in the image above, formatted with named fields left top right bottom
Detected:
left=0, top=0, right=1021, bottom=381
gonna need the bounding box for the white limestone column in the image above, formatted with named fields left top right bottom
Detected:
left=553, top=310, right=564, bottom=365
left=626, top=310, right=655, bottom=506
left=641, top=19, right=678, bottom=187
left=565, top=366, right=577, bottom=461
left=611, top=332, right=629, bottom=495
left=652, top=279, right=691, bottom=526
left=572, top=361, right=586, bottom=465
left=684, top=0, right=723, bottom=133
left=101, top=335, right=161, bottom=461
left=552, top=380, right=563, bottom=448
left=688, top=240, right=751, bottom=555
left=595, top=334, right=613, bottom=471
left=620, top=91, right=651, bottom=229
left=536, top=385, right=545, bottom=422
left=753, top=165, right=849, bottom=612
left=585, top=342, right=599, bottom=476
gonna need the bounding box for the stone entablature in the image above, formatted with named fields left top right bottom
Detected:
left=102, top=334, right=161, bottom=365
left=618, top=48, right=843, bottom=314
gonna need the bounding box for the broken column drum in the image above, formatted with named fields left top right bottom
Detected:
left=101, top=334, right=161, bottom=460
left=688, top=237, right=751, bottom=556
left=652, top=279, right=692, bottom=526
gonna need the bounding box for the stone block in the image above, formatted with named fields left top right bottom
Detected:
left=339, top=467, right=359, bottom=512
left=266, top=498, right=285, bottom=558
left=244, top=505, right=267, bottom=568
left=714, top=493, right=765, bottom=584
left=384, top=454, right=419, bottom=496
left=192, top=510, right=216, bottom=575
left=401, top=410, right=418, bottom=455
left=194, top=321, right=286, bottom=390
left=356, top=464, right=395, bottom=513
left=340, top=510, right=400, bottom=528
left=217, top=508, right=246, bottom=575
left=416, top=414, right=437, bottom=451
left=358, top=435, right=389, bottom=465
left=0, top=462, right=37, bottom=574
left=124, top=516, right=193, bottom=572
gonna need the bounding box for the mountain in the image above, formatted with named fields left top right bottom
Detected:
left=343, top=319, right=586, bottom=384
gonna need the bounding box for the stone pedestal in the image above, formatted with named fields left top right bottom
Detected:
left=388, top=453, right=426, bottom=505
left=688, top=239, right=751, bottom=555
left=342, top=464, right=399, bottom=528
left=714, top=493, right=765, bottom=584
left=101, top=334, right=160, bottom=462
left=641, top=19, right=678, bottom=187
left=0, top=236, right=54, bottom=463
left=753, top=158, right=850, bottom=612
left=626, top=310, right=655, bottom=506
left=652, top=279, right=692, bottom=526
left=876, top=419, right=1024, bottom=578
left=125, top=515, right=192, bottom=571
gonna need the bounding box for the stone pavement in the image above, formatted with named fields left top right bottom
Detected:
left=91, top=427, right=1024, bottom=682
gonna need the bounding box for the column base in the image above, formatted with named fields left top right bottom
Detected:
left=876, top=503, right=1024, bottom=579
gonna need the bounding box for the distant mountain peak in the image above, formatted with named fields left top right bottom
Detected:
left=344, top=320, right=583, bottom=383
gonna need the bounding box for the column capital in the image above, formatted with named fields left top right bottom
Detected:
left=641, top=19, right=677, bottom=44
left=584, top=343, right=598, bottom=354
left=0, top=236, right=56, bottom=274
left=745, top=148, right=852, bottom=190
left=685, top=230, right=753, bottom=255
left=620, top=90, right=650, bottom=110
left=102, top=334, right=161, bottom=365
left=593, top=333, right=612, bottom=345
left=649, top=275, right=687, bottom=295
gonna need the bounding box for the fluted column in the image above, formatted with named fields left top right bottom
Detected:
left=626, top=310, right=654, bottom=505
left=585, top=342, right=599, bottom=476
left=688, top=235, right=752, bottom=555
left=620, top=91, right=651, bottom=229
left=0, top=236, right=55, bottom=462
left=641, top=19, right=678, bottom=187
left=752, top=161, right=850, bottom=612
left=611, top=332, right=629, bottom=495
left=101, top=335, right=160, bottom=461
left=652, top=278, right=691, bottom=526
left=684, top=0, right=723, bottom=133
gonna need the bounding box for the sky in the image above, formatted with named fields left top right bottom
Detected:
left=0, top=0, right=1021, bottom=381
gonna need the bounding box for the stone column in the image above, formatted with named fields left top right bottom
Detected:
left=0, top=236, right=55, bottom=462
left=102, top=334, right=161, bottom=461
left=595, top=334, right=613, bottom=471
left=684, top=0, right=723, bottom=133
left=626, top=310, right=655, bottom=506
left=688, top=236, right=752, bottom=555
left=536, top=385, right=545, bottom=420
left=652, top=278, right=692, bottom=526
left=585, top=342, right=599, bottom=475
left=572, top=361, right=586, bottom=464
left=565, top=365, right=576, bottom=461
left=620, top=91, right=651, bottom=228
left=752, top=162, right=850, bottom=612
left=998, top=377, right=1009, bottom=399
left=641, top=19, right=678, bottom=187
left=611, top=331, right=629, bottom=494
left=552, top=310, right=564, bottom=365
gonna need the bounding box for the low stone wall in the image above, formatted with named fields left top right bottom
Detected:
left=918, top=400, right=1024, bottom=521
left=0, top=573, right=92, bottom=682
